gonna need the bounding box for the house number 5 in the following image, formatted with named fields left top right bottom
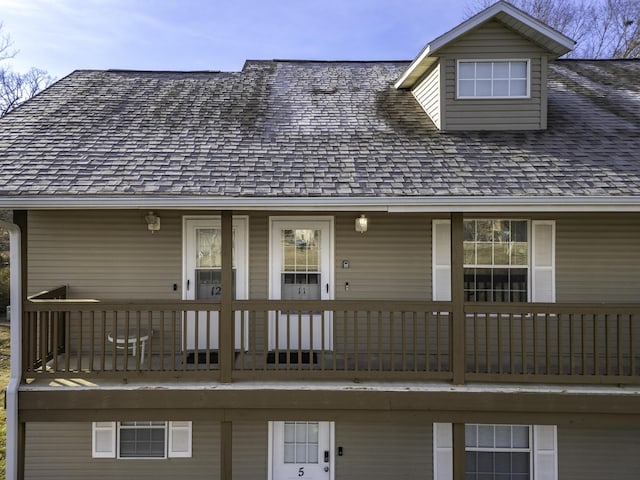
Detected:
left=298, top=467, right=305, bottom=477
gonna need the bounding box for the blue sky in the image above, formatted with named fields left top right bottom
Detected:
left=0, top=0, right=473, bottom=79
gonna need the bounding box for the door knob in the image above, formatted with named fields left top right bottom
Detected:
left=324, top=466, right=329, bottom=472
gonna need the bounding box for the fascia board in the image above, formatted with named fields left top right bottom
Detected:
left=395, top=0, right=575, bottom=89
left=5, top=195, right=640, bottom=212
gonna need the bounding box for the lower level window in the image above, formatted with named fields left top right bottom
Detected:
left=119, top=421, right=166, bottom=458
left=92, top=421, right=192, bottom=459
left=465, top=424, right=530, bottom=479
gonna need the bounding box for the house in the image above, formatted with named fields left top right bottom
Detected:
left=1, top=1, right=640, bottom=478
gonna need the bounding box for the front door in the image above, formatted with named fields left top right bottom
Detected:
left=183, top=216, right=248, bottom=350
left=269, top=218, right=333, bottom=350
left=270, top=421, right=334, bottom=480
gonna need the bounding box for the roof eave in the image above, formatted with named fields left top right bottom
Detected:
left=4, top=195, right=640, bottom=213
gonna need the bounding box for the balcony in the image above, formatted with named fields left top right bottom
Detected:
left=22, top=286, right=640, bottom=385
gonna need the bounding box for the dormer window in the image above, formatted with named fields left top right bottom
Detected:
left=457, top=60, right=529, bottom=99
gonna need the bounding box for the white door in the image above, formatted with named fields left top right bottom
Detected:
left=269, top=218, right=333, bottom=351
left=270, top=421, right=334, bottom=480
left=183, top=216, right=248, bottom=350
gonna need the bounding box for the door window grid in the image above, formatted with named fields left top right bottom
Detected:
left=283, top=421, right=319, bottom=464
left=118, top=421, right=166, bottom=459
left=464, top=219, right=528, bottom=302
left=281, top=229, right=322, bottom=301
left=465, top=424, right=531, bottom=480
left=458, top=60, right=529, bottom=98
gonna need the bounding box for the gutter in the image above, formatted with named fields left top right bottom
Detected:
left=2, top=195, right=640, bottom=212
left=0, top=220, right=21, bottom=480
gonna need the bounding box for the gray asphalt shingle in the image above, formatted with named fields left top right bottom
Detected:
left=0, top=59, right=639, bottom=199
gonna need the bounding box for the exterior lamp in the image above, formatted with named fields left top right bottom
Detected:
left=145, top=211, right=161, bottom=233
left=355, top=214, right=368, bottom=233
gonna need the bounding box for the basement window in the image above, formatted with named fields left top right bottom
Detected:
left=457, top=60, right=529, bottom=98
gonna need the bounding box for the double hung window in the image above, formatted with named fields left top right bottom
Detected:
left=457, top=60, right=529, bottom=98
left=463, top=219, right=528, bottom=302
left=465, top=424, right=531, bottom=479
left=92, top=421, right=192, bottom=459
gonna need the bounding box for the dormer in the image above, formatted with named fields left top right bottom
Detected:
left=395, top=1, right=575, bottom=131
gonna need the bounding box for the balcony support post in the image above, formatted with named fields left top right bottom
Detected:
left=451, top=212, right=465, bottom=385
left=221, top=420, right=232, bottom=480
left=453, top=422, right=466, bottom=480
left=220, top=211, right=234, bottom=383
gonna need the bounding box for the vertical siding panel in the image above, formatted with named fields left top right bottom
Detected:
left=25, top=421, right=220, bottom=480
left=335, top=421, right=433, bottom=480
left=558, top=427, right=640, bottom=479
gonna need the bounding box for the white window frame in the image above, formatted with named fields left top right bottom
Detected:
left=91, top=421, right=192, bottom=459
left=432, top=219, right=555, bottom=303
left=457, top=59, right=530, bottom=99
left=117, top=421, right=168, bottom=460
left=463, top=219, right=530, bottom=303
left=465, top=424, right=532, bottom=479
left=433, top=423, right=557, bottom=480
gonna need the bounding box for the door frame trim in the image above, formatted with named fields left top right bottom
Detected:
left=268, top=421, right=336, bottom=480
left=268, top=216, right=335, bottom=301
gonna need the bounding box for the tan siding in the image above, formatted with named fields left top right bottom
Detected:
left=335, top=421, right=433, bottom=480
left=233, top=421, right=268, bottom=480
left=556, top=213, right=640, bottom=303
left=249, top=213, right=269, bottom=299
left=24, top=421, right=220, bottom=480
left=334, top=213, right=431, bottom=301
left=412, top=63, right=441, bottom=129
left=28, top=210, right=183, bottom=300
left=558, top=427, right=640, bottom=479
left=438, top=20, right=546, bottom=131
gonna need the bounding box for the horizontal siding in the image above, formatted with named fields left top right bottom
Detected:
left=336, top=421, right=433, bottom=480
left=559, top=427, right=640, bottom=479
left=28, top=210, right=183, bottom=300
left=556, top=213, right=640, bottom=303
left=439, top=19, right=547, bottom=56
left=24, top=421, right=219, bottom=480
left=438, top=19, right=545, bottom=131
left=412, top=63, right=441, bottom=128
left=233, top=421, right=268, bottom=480
left=334, top=213, right=431, bottom=301
left=27, top=211, right=640, bottom=305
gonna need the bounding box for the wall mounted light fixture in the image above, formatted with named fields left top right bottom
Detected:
left=355, top=214, right=368, bottom=233
left=145, top=211, right=161, bottom=233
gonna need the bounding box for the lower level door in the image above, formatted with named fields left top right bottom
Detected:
left=270, top=421, right=334, bottom=480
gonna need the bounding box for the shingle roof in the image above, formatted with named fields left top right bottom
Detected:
left=0, top=59, right=639, bottom=201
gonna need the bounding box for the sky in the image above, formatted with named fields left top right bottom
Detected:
left=0, top=0, right=473, bottom=80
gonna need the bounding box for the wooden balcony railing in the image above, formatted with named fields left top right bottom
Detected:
left=22, top=290, right=640, bottom=385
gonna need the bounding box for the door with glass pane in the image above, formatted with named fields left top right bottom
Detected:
left=271, top=421, right=333, bottom=480
left=269, top=219, right=333, bottom=351
left=183, top=216, right=247, bottom=350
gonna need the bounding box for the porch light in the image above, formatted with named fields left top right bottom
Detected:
left=145, top=211, right=161, bottom=233
left=355, top=214, right=368, bottom=233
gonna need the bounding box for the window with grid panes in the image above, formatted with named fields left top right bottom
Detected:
left=465, top=424, right=531, bottom=480
left=463, top=219, right=528, bottom=302
left=457, top=60, right=529, bottom=98
left=118, top=421, right=166, bottom=458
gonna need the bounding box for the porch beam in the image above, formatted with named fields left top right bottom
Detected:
left=220, top=211, right=233, bottom=383
left=451, top=212, right=465, bottom=384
